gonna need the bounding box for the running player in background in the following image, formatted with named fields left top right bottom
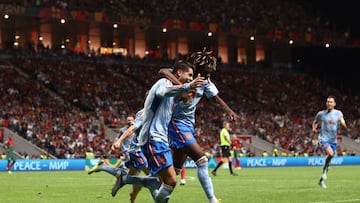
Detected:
left=4, top=135, right=16, bottom=173
left=312, top=95, right=347, bottom=189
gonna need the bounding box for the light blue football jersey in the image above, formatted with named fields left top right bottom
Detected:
left=138, top=78, right=191, bottom=146
left=172, top=78, right=218, bottom=127
left=314, top=109, right=344, bottom=143
left=128, top=109, right=144, bottom=150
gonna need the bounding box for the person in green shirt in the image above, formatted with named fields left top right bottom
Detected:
left=211, top=121, right=238, bottom=176
left=4, top=135, right=16, bottom=173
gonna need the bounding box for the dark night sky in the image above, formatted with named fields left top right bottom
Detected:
left=306, top=1, right=360, bottom=39
left=293, top=1, right=360, bottom=93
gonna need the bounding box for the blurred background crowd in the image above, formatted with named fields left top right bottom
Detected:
left=0, top=0, right=359, bottom=159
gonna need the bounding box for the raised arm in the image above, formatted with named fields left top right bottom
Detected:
left=158, top=74, right=204, bottom=97
left=159, top=68, right=239, bottom=120
left=111, top=125, right=138, bottom=150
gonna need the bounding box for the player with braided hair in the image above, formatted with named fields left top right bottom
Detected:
left=186, top=47, right=217, bottom=77
left=158, top=48, right=239, bottom=203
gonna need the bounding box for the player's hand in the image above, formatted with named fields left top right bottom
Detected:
left=111, top=142, right=121, bottom=151
left=228, top=112, right=240, bottom=121
left=189, top=74, right=205, bottom=88
left=111, top=144, right=117, bottom=151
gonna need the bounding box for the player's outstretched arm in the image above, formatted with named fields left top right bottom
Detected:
left=160, top=68, right=238, bottom=120
left=214, top=95, right=240, bottom=121
left=111, top=125, right=137, bottom=150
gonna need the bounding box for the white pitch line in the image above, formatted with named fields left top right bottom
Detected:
left=307, top=199, right=360, bottom=203
left=186, top=176, right=196, bottom=181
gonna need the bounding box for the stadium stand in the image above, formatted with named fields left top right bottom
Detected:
left=0, top=1, right=359, bottom=158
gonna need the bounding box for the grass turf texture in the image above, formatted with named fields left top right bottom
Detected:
left=1, top=166, right=359, bottom=203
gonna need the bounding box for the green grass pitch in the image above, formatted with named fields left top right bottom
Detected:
left=1, top=166, right=360, bottom=203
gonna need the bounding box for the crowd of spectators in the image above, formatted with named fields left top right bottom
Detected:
left=1, top=51, right=359, bottom=159
left=2, top=0, right=354, bottom=41
left=1, top=0, right=359, bottom=158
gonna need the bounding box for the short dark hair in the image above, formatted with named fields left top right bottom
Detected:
left=172, top=60, right=195, bottom=73
left=327, top=95, right=336, bottom=101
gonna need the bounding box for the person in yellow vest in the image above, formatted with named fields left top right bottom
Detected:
left=239, top=152, right=245, bottom=157
left=272, top=147, right=279, bottom=157
left=262, top=150, right=269, bottom=157
left=281, top=151, right=287, bottom=156
left=288, top=151, right=295, bottom=157
left=40, top=153, right=48, bottom=159
left=85, top=148, right=95, bottom=160
left=1, top=152, right=6, bottom=160
left=204, top=151, right=211, bottom=159
left=211, top=121, right=238, bottom=176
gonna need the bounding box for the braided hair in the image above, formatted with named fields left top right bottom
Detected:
left=186, top=47, right=217, bottom=77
